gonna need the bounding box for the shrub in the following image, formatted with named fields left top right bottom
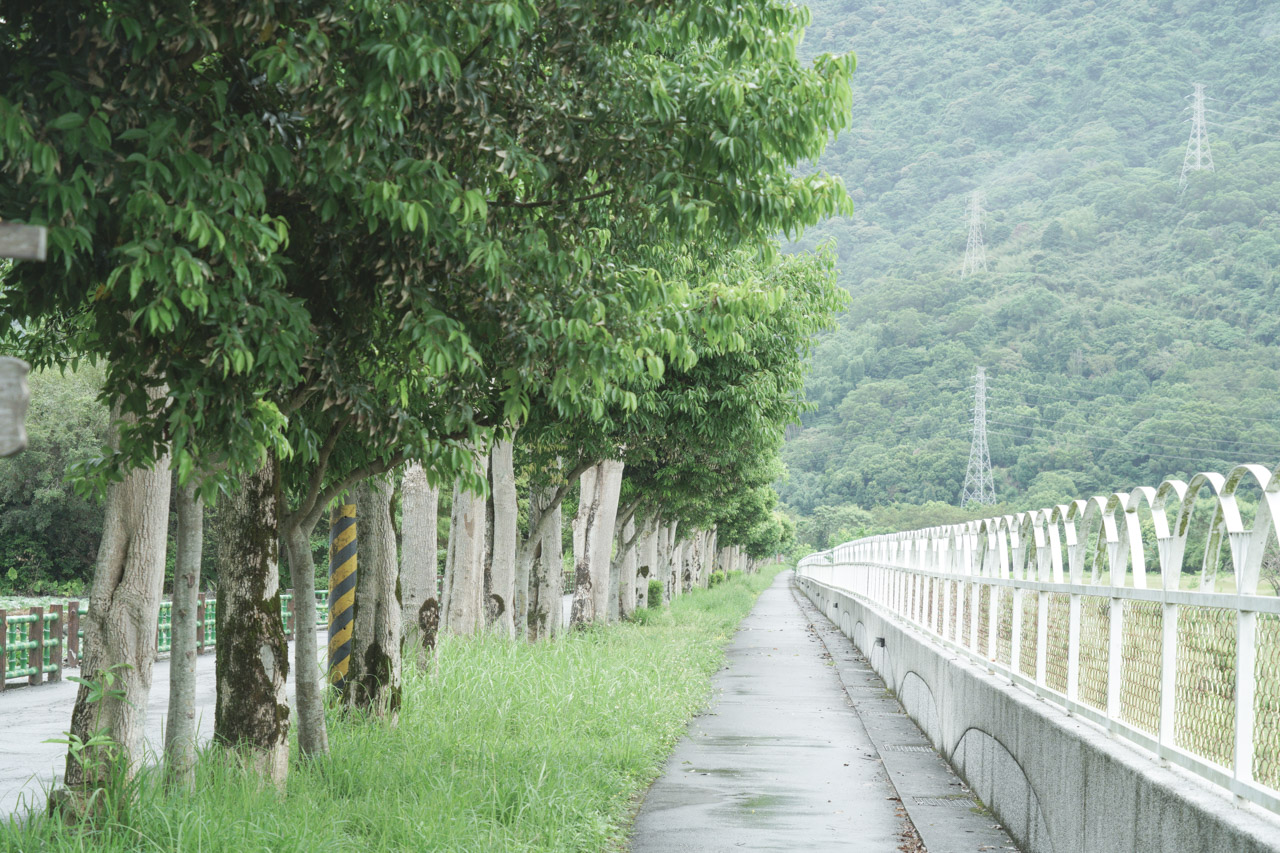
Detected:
left=647, top=579, right=664, bottom=608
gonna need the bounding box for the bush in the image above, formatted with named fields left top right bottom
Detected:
left=708, top=571, right=727, bottom=587
left=647, top=578, right=663, bottom=608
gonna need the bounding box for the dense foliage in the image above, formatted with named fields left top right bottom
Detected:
left=784, top=0, right=1280, bottom=547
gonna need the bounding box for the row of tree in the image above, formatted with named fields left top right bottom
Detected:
left=0, top=0, right=852, bottom=810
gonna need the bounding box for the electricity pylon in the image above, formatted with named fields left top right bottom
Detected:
left=961, top=190, right=988, bottom=277
left=1179, top=83, right=1214, bottom=191
left=960, top=366, right=996, bottom=507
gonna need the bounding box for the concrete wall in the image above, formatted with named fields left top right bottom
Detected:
left=797, top=576, right=1280, bottom=853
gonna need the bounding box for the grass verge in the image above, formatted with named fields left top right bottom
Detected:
left=4, top=565, right=785, bottom=852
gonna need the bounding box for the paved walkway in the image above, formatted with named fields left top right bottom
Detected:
left=629, top=571, right=1019, bottom=852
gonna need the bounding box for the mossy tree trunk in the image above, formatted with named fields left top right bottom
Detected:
left=63, top=408, right=171, bottom=798
left=214, top=458, right=290, bottom=787
left=399, top=462, right=439, bottom=658
left=525, top=486, right=562, bottom=642
left=347, top=473, right=401, bottom=721
left=164, top=478, right=202, bottom=790
left=569, top=465, right=600, bottom=627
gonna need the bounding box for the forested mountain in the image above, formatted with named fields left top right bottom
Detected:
left=784, top=0, right=1280, bottom=546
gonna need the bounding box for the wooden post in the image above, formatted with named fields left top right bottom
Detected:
left=49, top=604, right=62, bottom=682
left=0, top=608, right=7, bottom=692
left=28, top=606, right=43, bottom=686
left=67, top=601, right=80, bottom=667
left=196, top=593, right=207, bottom=654
left=0, top=358, right=30, bottom=457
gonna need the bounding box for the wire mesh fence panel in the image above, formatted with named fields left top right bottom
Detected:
left=948, top=581, right=959, bottom=642
left=1021, top=592, right=1039, bottom=679
left=1079, top=596, right=1110, bottom=713
left=977, top=585, right=991, bottom=658
left=1255, top=613, right=1280, bottom=789
left=1174, top=604, right=1236, bottom=768
left=1121, top=600, right=1163, bottom=737
left=997, top=588, right=1013, bottom=667
left=1046, top=593, right=1070, bottom=694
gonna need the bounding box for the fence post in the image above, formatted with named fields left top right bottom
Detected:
left=49, top=604, right=62, bottom=682
left=67, top=600, right=80, bottom=667
left=196, top=593, right=206, bottom=654
left=28, top=606, right=43, bottom=686
left=0, top=608, right=7, bottom=692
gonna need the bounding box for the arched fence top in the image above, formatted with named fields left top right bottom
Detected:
left=823, top=464, right=1280, bottom=593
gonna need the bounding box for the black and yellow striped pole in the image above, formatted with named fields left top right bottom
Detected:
left=327, top=503, right=357, bottom=694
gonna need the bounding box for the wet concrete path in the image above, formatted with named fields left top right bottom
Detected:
left=629, top=571, right=1018, bottom=853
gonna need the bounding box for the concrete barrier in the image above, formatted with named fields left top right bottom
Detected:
left=797, top=575, right=1280, bottom=853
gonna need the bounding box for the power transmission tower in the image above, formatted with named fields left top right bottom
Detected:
left=960, top=366, right=996, bottom=507
left=961, top=190, right=987, bottom=277
left=1179, top=83, right=1214, bottom=190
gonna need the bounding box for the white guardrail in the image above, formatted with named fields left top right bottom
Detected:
left=797, top=463, right=1280, bottom=814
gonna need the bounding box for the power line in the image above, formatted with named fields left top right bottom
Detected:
left=986, top=386, right=1280, bottom=425
left=961, top=366, right=997, bottom=506
left=985, top=417, right=1280, bottom=455
left=941, top=424, right=1256, bottom=469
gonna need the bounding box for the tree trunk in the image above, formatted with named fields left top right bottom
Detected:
left=347, top=473, right=402, bottom=720
left=589, top=460, right=624, bottom=621
left=639, top=518, right=658, bottom=609
left=683, top=532, right=699, bottom=593
left=164, top=478, right=202, bottom=790
left=671, top=540, right=685, bottom=599
left=486, top=439, right=517, bottom=638
left=616, top=518, right=636, bottom=620
left=62, top=413, right=171, bottom=800
left=569, top=465, right=599, bottom=627
left=526, top=487, right=561, bottom=641
left=214, top=458, right=289, bottom=787
left=607, top=520, right=626, bottom=623
left=444, top=457, right=488, bottom=636
left=282, top=517, right=328, bottom=758
left=399, top=462, right=439, bottom=658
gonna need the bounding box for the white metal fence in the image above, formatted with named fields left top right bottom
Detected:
left=797, top=463, right=1280, bottom=814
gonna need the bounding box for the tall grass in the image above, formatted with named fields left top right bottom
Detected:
left=3, top=566, right=783, bottom=852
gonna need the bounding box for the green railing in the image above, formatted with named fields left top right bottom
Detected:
left=4, top=590, right=328, bottom=690
left=1, top=606, right=62, bottom=687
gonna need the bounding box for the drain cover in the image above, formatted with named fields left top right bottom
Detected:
left=912, top=795, right=979, bottom=808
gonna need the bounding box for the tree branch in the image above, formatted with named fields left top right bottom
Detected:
left=304, top=451, right=408, bottom=532
left=515, top=456, right=598, bottom=568
left=286, top=414, right=351, bottom=530
left=489, top=188, right=615, bottom=210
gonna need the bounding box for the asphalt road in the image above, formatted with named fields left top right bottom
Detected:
left=0, top=631, right=322, bottom=819
left=3, top=595, right=575, bottom=819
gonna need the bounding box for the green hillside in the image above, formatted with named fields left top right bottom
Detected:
left=783, top=0, right=1280, bottom=546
